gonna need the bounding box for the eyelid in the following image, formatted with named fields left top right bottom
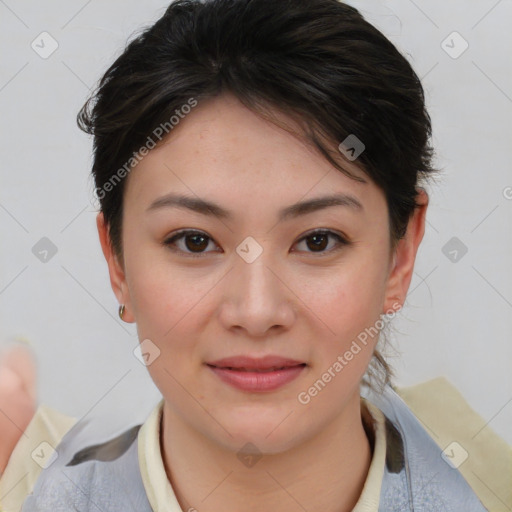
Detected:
left=163, top=229, right=220, bottom=258
left=163, top=228, right=349, bottom=257
left=292, top=229, right=349, bottom=255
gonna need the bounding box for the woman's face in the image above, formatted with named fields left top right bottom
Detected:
left=98, top=92, right=426, bottom=453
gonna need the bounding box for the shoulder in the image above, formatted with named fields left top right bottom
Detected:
left=364, top=379, right=507, bottom=511
left=395, top=377, right=512, bottom=512
left=20, top=412, right=153, bottom=512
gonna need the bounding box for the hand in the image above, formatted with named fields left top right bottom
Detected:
left=0, top=340, right=37, bottom=476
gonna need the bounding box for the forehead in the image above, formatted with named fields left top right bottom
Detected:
left=123, top=93, right=383, bottom=219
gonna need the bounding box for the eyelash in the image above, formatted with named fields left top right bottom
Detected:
left=162, top=229, right=350, bottom=258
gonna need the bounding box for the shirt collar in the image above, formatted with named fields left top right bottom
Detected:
left=138, top=397, right=387, bottom=512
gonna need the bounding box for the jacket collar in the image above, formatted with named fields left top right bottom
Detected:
left=364, top=384, right=487, bottom=511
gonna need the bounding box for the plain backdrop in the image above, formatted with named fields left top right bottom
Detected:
left=1, top=0, right=511, bottom=445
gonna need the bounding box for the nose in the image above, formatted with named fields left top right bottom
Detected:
left=217, top=250, right=296, bottom=338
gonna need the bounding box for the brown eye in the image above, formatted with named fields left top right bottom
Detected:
left=294, top=230, right=349, bottom=255
left=306, top=233, right=329, bottom=252
left=163, top=228, right=349, bottom=258
left=163, top=230, right=218, bottom=257
left=184, top=233, right=209, bottom=252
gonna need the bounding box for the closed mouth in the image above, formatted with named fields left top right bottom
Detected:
left=207, top=363, right=307, bottom=373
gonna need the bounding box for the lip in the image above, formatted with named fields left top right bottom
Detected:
left=205, top=355, right=307, bottom=392
left=206, top=355, right=306, bottom=370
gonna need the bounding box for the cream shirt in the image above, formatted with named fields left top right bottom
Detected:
left=137, top=398, right=387, bottom=512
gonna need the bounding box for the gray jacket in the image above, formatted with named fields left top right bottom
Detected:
left=21, top=385, right=488, bottom=511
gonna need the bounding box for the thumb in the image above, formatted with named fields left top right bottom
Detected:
left=0, top=338, right=38, bottom=406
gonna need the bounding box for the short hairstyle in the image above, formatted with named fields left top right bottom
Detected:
left=78, top=0, right=439, bottom=389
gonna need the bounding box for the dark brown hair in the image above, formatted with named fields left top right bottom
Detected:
left=78, top=0, right=439, bottom=388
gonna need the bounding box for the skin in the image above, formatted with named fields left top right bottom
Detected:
left=0, top=344, right=37, bottom=476
left=97, top=92, right=428, bottom=512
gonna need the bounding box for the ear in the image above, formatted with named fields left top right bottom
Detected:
left=382, top=187, right=429, bottom=314
left=96, top=212, right=135, bottom=323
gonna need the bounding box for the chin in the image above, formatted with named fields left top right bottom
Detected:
left=206, top=411, right=308, bottom=456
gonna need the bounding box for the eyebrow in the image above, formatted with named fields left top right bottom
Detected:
left=146, top=192, right=364, bottom=221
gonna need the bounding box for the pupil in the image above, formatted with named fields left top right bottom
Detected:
left=186, top=234, right=208, bottom=252
left=308, top=234, right=327, bottom=251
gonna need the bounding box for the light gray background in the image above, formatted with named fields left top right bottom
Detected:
left=1, top=0, right=511, bottom=445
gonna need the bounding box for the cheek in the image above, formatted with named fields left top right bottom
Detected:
left=306, top=259, right=387, bottom=336
left=124, top=256, right=203, bottom=380
left=300, top=257, right=389, bottom=387
left=125, top=240, right=206, bottom=333
left=126, top=260, right=206, bottom=401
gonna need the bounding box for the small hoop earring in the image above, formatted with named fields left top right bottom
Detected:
left=119, top=304, right=126, bottom=321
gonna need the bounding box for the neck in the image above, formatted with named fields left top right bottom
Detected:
left=160, top=393, right=373, bottom=512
